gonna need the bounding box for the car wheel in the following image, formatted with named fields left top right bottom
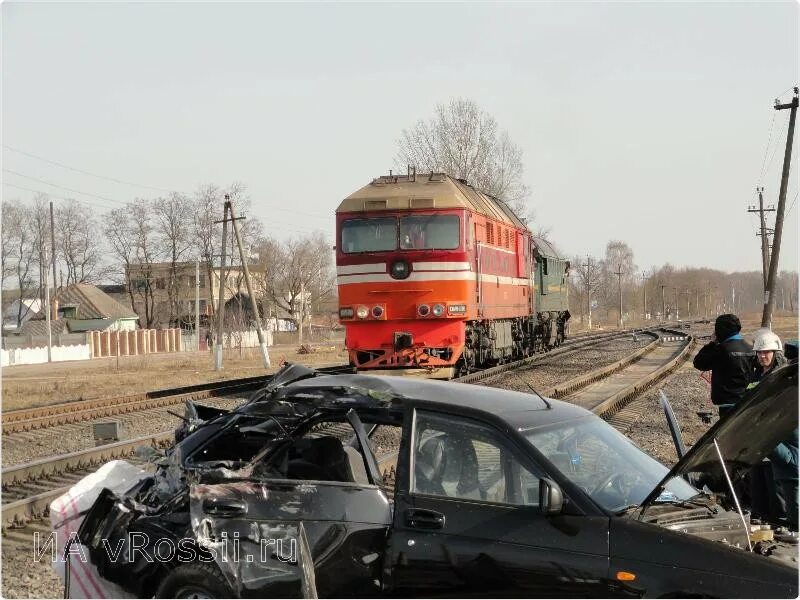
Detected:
left=156, top=563, right=230, bottom=599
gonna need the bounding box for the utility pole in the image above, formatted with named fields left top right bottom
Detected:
left=660, top=284, right=666, bottom=321
left=748, top=187, right=775, bottom=290
left=298, top=281, right=305, bottom=346
left=227, top=197, right=271, bottom=369
left=763, top=87, right=798, bottom=328
left=582, top=256, right=593, bottom=329
left=214, top=203, right=229, bottom=370
left=641, top=272, right=649, bottom=320
left=685, top=288, right=691, bottom=317
left=614, top=266, right=624, bottom=328
left=195, top=258, right=201, bottom=352
left=49, top=200, right=57, bottom=291
left=673, top=287, right=679, bottom=320
left=44, top=247, right=52, bottom=363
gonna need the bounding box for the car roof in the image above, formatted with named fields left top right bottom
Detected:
left=283, top=373, right=593, bottom=429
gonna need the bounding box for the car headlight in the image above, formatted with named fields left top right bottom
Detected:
left=356, top=306, right=369, bottom=319
left=339, top=307, right=354, bottom=319
left=372, top=305, right=384, bottom=318
left=418, top=304, right=430, bottom=317
left=448, top=304, right=467, bottom=315
left=432, top=303, right=445, bottom=317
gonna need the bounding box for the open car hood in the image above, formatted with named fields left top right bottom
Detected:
left=641, top=361, right=798, bottom=510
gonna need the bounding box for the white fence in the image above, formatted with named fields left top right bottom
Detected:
left=1, top=343, right=92, bottom=367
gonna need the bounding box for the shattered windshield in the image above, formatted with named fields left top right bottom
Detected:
left=524, top=416, right=698, bottom=512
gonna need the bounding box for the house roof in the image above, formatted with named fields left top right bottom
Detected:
left=31, top=284, right=139, bottom=321
left=2, top=298, right=42, bottom=321
left=16, top=319, right=70, bottom=337
left=58, top=283, right=138, bottom=320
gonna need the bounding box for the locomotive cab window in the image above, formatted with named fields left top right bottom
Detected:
left=400, top=215, right=460, bottom=250
left=341, top=217, right=398, bottom=253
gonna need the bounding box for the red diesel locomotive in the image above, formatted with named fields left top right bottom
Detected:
left=336, top=172, right=570, bottom=378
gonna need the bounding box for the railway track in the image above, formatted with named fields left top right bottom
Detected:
left=454, top=326, right=660, bottom=384
left=560, top=329, right=695, bottom=419
left=2, top=326, right=691, bottom=534
left=2, top=364, right=351, bottom=435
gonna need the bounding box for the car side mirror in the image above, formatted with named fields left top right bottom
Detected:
left=539, top=477, right=564, bottom=515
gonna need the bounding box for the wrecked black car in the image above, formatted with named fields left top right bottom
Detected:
left=77, top=362, right=799, bottom=598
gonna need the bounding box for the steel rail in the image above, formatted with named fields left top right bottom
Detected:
left=2, top=365, right=351, bottom=434
left=454, top=327, right=658, bottom=384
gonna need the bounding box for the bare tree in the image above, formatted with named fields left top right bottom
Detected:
left=1, top=202, right=15, bottom=291
left=154, top=192, right=192, bottom=326
left=396, top=98, right=531, bottom=214
left=103, top=199, right=162, bottom=328
left=256, top=233, right=334, bottom=332
left=3, top=201, right=42, bottom=326
left=103, top=207, right=139, bottom=314
left=55, top=199, right=108, bottom=285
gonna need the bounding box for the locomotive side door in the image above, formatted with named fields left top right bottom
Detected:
left=529, top=237, right=537, bottom=314
left=475, top=221, right=483, bottom=318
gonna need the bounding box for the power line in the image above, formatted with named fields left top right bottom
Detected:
left=787, top=190, right=799, bottom=216
left=3, top=146, right=334, bottom=220
left=3, top=168, right=129, bottom=206
left=757, top=111, right=777, bottom=185
left=761, top=111, right=789, bottom=186
left=3, top=181, right=326, bottom=235
left=2, top=181, right=120, bottom=212
left=3, top=145, right=178, bottom=194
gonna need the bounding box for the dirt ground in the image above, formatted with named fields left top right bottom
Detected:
left=1, top=343, right=348, bottom=412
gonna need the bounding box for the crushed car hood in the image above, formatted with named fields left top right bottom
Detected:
left=641, top=361, right=798, bottom=510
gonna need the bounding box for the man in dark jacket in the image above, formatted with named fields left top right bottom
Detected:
left=693, top=314, right=755, bottom=418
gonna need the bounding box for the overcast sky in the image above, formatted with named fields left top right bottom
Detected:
left=3, top=2, right=798, bottom=274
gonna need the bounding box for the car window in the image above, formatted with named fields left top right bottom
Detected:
left=413, top=411, right=540, bottom=506
left=525, top=416, right=698, bottom=512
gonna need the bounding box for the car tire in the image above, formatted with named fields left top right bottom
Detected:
left=156, top=563, right=230, bottom=599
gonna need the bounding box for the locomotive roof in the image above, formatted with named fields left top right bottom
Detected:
left=337, top=173, right=528, bottom=230
left=532, top=236, right=563, bottom=260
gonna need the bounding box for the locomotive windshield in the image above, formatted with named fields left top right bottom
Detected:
left=341, top=217, right=397, bottom=253
left=341, top=215, right=461, bottom=253
left=400, top=215, right=460, bottom=250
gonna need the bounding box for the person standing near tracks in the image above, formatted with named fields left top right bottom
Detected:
left=692, top=313, right=755, bottom=418
left=747, top=329, right=798, bottom=531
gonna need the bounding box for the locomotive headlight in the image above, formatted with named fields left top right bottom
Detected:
left=448, top=304, right=467, bottom=315
left=417, top=304, right=430, bottom=317
left=432, top=303, right=445, bottom=317
left=356, top=305, right=369, bottom=319
left=372, top=305, right=384, bottom=318
left=339, top=307, right=354, bottom=319
left=390, top=260, right=410, bottom=280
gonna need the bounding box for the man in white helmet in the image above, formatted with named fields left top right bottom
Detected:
left=750, top=328, right=787, bottom=383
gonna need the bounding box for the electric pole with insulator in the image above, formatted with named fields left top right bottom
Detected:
left=615, top=266, right=624, bottom=328
left=581, top=256, right=593, bottom=329
left=214, top=203, right=229, bottom=371
left=641, top=272, right=650, bottom=321
left=762, top=87, right=798, bottom=328
left=228, top=197, right=271, bottom=369
left=748, top=187, right=775, bottom=291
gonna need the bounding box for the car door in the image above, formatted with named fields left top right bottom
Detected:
left=189, top=409, right=392, bottom=598
left=386, top=408, right=612, bottom=597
